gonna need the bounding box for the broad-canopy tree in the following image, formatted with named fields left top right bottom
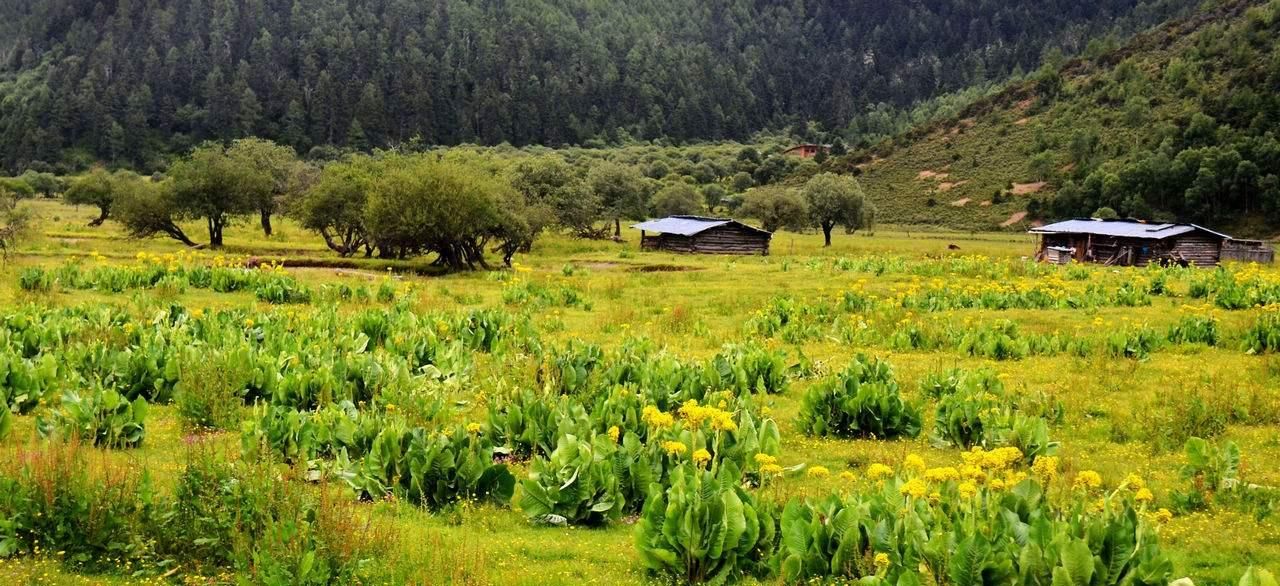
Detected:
left=112, top=180, right=197, bottom=247
left=510, top=156, right=602, bottom=237
left=802, top=173, right=873, bottom=246
left=165, top=139, right=299, bottom=247
left=362, top=155, right=532, bottom=269
left=63, top=167, right=139, bottom=226
left=739, top=186, right=808, bottom=233
left=588, top=162, right=649, bottom=237
left=294, top=156, right=376, bottom=256
left=650, top=183, right=703, bottom=217
left=226, top=138, right=303, bottom=237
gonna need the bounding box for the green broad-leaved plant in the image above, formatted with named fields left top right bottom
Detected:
left=519, top=433, right=624, bottom=526
left=635, top=460, right=776, bottom=584
left=797, top=355, right=921, bottom=439
left=37, top=387, right=148, bottom=448
left=339, top=423, right=515, bottom=510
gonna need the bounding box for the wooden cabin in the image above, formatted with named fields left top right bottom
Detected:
left=781, top=144, right=830, bottom=158
left=632, top=216, right=771, bottom=255
left=1029, top=219, right=1233, bottom=267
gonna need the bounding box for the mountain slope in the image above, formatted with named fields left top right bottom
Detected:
left=849, top=0, right=1280, bottom=235
left=0, top=0, right=1196, bottom=172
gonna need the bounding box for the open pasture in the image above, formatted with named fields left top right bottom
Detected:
left=1, top=200, right=1278, bottom=585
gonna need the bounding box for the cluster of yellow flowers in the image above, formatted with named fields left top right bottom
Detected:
left=866, top=463, right=894, bottom=481
left=899, top=478, right=928, bottom=499
left=661, top=441, right=687, bottom=456
left=465, top=422, right=483, bottom=434
left=677, top=399, right=738, bottom=432
left=1073, top=470, right=1103, bottom=491
left=754, top=453, right=783, bottom=475
left=960, top=446, right=1024, bottom=471
left=641, top=406, right=675, bottom=429
left=692, top=449, right=712, bottom=466
left=607, top=425, right=620, bottom=443
left=1031, top=456, right=1059, bottom=482
left=807, top=466, right=830, bottom=478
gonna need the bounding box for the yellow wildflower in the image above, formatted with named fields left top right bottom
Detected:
left=466, top=422, right=482, bottom=434
left=662, top=441, right=688, bottom=457
left=692, top=449, right=712, bottom=466
left=607, top=426, right=620, bottom=443
left=760, top=463, right=784, bottom=475
left=899, top=478, right=927, bottom=499
left=1122, top=473, right=1146, bottom=491
left=840, top=471, right=856, bottom=481
left=874, top=553, right=890, bottom=570
left=1135, top=488, right=1154, bottom=503
left=1074, top=470, right=1103, bottom=491
left=958, top=482, right=978, bottom=499
left=244, top=318, right=255, bottom=328
left=903, top=454, right=926, bottom=473
left=923, top=467, right=960, bottom=482
left=1153, top=508, right=1173, bottom=524
left=807, top=466, right=830, bottom=478
left=1031, top=456, right=1059, bottom=482
left=867, top=463, right=894, bottom=481
left=754, top=453, right=778, bottom=466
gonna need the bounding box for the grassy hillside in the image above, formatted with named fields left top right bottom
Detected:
left=849, top=0, right=1280, bottom=236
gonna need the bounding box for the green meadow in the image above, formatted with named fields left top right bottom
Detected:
left=1, top=199, right=1277, bottom=585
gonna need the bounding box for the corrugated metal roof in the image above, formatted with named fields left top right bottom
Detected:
left=631, top=215, right=770, bottom=236
left=1028, top=219, right=1230, bottom=240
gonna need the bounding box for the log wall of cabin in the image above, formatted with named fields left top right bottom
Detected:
left=690, top=225, right=770, bottom=255
left=1168, top=234, right=1223, bottom=266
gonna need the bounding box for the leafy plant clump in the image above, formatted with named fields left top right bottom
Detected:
left=796, top=355, right=922, bottom=439
left=635, top=461, right=776, bottom=584
left=36, top=387, right=148, bottom=449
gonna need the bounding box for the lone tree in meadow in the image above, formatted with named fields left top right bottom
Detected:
left=294, top=155, right=377, bottom=256
left=362, top=155, right=533, bottom=269
left=63, top=167, right=139, bottom=226
left=802, top=172, right=873, bottom=246
left=739, top=186, right=808, bottom=233
left=111, top=179, right=198, bottom=246
left=164, top=139, right=300, bottom=247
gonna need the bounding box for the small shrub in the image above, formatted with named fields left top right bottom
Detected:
left=797, top=355, right=922, bottom=439
left=175, top=349, right=249, bottom=431
left=36, top=387, right=148, bottom=449
left=17, top=267, right=53, bottom=292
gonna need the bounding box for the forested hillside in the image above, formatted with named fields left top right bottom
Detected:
left=848, top=0, right=1280, bottom=234
left=0, top=0, right=1196, bottom=172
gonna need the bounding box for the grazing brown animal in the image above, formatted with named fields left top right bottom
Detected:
left=948, top=244, right=961, bottom=250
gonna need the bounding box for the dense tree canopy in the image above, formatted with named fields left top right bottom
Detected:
left=802, top=173, right=873, bottom=246
left=740, top=186, right=809, bottom=234
left=0, top=0, right=1196, bottom=171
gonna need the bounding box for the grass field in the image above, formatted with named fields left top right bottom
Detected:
left=1, top=199, right=1278, bottom=585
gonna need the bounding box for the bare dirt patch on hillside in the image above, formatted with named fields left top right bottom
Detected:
left=1011, top=181, right=1047, bottom=195
left=950, top=198, right=971, bottom=207
left=936, top=180, right=969, bottom=192
left=917, top=170, right=950, bottom=181
left=1000, top=212, right=1029, bottom=227
left=1014, top=117, right=1031, bottom=126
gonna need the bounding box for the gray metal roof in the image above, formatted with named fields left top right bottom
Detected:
left=631, top=215, right=771, bottom=236
left=1029, top=219, right=1230, bottom=240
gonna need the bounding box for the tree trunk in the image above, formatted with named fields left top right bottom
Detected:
left=88, top=206, right=109, bottom=227
left=260, top=209, right=273, bottom=237
left=822, top=222, right=834, bottom=247
left=614, top=218, right=621, bottom=238
left=208, top=216, right=224, bottom=248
